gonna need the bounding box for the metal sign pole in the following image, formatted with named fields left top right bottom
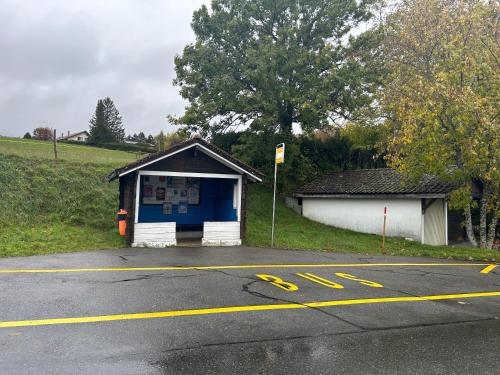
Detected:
left=271, top=158, right=278, bottom=246
left=272, top=143, right=284, bottom=246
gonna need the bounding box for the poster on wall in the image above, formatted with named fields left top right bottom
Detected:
left=162, top=202, right=172, bottom=215
left=187, top=186, right=199, bottom=204
left=143, top=176, right=200, bottom=205
left=178, top=201, right=188, bottom=214
left=143, top=176, right=168, bottom=204
left=186, top=177, right=200, bottom=204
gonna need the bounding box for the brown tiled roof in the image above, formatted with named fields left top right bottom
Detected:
left=295, top=168, right=457, bottom=196
left=107, top=137, right=264, bottom=182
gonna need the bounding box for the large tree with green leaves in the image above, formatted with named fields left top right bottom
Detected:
left=171, top=0, right=381, bottom=137
left=382, top=0, right=499, bottom=249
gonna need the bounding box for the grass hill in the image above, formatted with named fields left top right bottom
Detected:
left=0, top=137, right=497, bottom=261
left=0, top=138, right=136, bottom=256
left=0, top=137, right=138, bottom=165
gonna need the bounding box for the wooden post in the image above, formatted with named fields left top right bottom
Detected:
left=381, top=206, right=387, bottom=253
left=53, top=129, right=58, bottom=161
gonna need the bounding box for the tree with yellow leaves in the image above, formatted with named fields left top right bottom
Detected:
left=382, top=0, right=499, bottom=249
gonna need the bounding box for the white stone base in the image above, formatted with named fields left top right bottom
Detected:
left=202, top=221, right=241, bottom=247
left=132, top=222, right=177, bottom=248
left=201, top=239, right=242, bottom=246
left=132, top=241, right=176, bottom=248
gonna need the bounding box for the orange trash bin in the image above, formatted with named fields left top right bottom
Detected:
left=117, top=209, right=127, bottom=236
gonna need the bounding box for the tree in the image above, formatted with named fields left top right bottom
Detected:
left=171, top=0, right=381, bottom=137
left=89, top=100, right=113, bottom=144
left=89, top=97, right=125, bottom=144
left=23, top=132, right=32, bottom=139
left=340, top=122, right=387, bottom=169
left=126, top=133, right=138, bottom=142
left=102, top=97, right=125, bottom=142
left=33, top=127, right=53, bottom=141
left=136, top=132, right=147, bottom=144
left=155, top=130, right=166, bottom=151
left=154, top=130, right=189, bottom=151
left=381, top=0, right=499, bottom=249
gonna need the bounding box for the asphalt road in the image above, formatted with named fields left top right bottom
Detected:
left=0, top=246, right=498, bottom=374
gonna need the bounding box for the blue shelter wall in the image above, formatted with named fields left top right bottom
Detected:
left=138, top=177, right=237, bottom=224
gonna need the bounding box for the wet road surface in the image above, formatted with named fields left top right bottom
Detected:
left=0, top=246, right=498, bottom=374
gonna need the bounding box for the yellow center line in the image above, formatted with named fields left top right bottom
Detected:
left=0, top=291, right=498, bottom=328
left=0, top=263, right=494, bottom=274
left=480, top=264, right=498, bottom=274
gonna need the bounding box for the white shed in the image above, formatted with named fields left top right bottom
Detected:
left=294, top=169, right=457, bottom=246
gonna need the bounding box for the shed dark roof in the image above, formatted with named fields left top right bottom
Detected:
left=295, top=168, right=457, bottom=197
left=107, top=137, right=264, bottom=182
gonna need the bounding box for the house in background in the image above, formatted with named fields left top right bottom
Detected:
left=58, top=130, right=89, bottom=142
left=293, top=168, right=459, bottom=246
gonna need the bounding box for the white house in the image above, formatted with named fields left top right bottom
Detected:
left=294, top=169, right=458, bottom=246
left=58, top=131, right=89, bottom=142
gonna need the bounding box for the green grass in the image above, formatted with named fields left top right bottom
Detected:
left=245, top=184, right=500, bottom=262
left=0, top=137, right=138, bottom=166
left=0, top=138, right=497, bottom=261
left=0, top=223, right=125, bottom=257
left=0, top=150, right=129, bottom=258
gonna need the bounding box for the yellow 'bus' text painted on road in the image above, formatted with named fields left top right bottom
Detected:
left=256, top=274, right=299, bottom=291
left=297, top=273, right=344, bottom=289
left=335, top=273, right=384, bottom=288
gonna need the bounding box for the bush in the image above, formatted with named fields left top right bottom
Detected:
left=223, top=129, right=386, bottom=195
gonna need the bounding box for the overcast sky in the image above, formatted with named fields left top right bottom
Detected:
left=0, top=0, right=208, bottom=137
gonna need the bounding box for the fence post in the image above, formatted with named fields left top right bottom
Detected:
left=53, top=129, right=58, bottom=161
left=381, top=206, right=387, bottom=253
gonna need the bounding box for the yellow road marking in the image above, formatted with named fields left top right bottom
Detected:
left=0, top=263, right=491, bottom=274
left=256, top=274, right=299, bottom=291
left=0, top=291, right=499, bottom=328
left=480, top=264, right=498, bottom=274
left=296, top=272, right=344, bottom=289
left=335, top=272, right=384, bottom=288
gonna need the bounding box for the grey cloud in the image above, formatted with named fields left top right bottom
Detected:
left=0, top=0, right=207, bottom=137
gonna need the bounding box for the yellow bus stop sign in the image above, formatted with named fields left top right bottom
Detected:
left=275, top=144, right=285, bottom=164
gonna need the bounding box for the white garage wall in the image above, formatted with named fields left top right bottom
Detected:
left=302, top=198, right=422, bottom=241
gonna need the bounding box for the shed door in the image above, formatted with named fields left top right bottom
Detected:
left=423, top=199, right=446, bottom=245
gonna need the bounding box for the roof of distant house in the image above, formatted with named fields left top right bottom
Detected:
left=58, top=131, right=89, bottom=140
left=107, top=137, right=264, bottom=182
left=294, top=168, right=457, bottom=198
